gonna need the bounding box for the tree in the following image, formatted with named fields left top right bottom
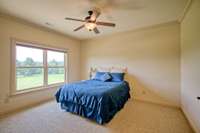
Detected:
left=49, top=59, right=58, bottom=66
left=23, top=57, right=35, bottom=66
left=16, top=57, right=43, bottom=77
left=16, top=59, right=21, bottom=67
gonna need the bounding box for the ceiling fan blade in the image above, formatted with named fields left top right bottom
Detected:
left=96, top=21, right=116, bottom=27
left=93, top=27, right=100, bottom=34
left=65, top=17, right=86, bottom=22
left=74, top=25, right=85, bottom=31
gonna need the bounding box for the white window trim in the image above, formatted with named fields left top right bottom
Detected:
left=10, top=38, right=69, bottom=96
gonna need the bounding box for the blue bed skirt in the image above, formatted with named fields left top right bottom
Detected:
left=60, top=94, right=130, bottom=124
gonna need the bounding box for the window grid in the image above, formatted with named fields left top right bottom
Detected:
left=44, top=50, right=48, bottom=87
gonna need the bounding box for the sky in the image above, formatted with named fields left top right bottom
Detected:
left=16, top=46, right=64, bottom=62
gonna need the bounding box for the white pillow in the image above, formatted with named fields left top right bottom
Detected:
left=110, top=67, right=127, bottom=73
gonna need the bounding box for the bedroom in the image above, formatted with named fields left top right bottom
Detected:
left=0, top=0, right=199, bottom=133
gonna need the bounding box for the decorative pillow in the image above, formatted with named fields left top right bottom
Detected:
left=110, top=73, right=125, bottom=82
left=100, top=73, right=112, bottom=82
left=93, top=72, right=106, bottom=80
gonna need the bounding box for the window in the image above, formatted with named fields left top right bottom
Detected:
left=47, top=51, right=65, bottom=85
left=16, top=46, right=44, bottom=90
left=11, top=40, right=67, bottom=94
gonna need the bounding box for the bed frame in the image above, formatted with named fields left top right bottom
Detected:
left=89, top=67, right=128, bottom=79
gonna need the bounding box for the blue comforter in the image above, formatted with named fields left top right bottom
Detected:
left=55, top=80, right=130, bottom=124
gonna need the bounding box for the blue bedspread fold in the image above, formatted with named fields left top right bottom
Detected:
left=55, top=80, right=130, bottom=124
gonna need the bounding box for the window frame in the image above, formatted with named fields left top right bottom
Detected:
left=10, top=39, right=68, bottom=96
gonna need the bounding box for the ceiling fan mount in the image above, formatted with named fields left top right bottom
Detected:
left=65, top=9, right=116, bottom=34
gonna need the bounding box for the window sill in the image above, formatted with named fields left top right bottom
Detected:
left=10, top=83, right=64, bottom=97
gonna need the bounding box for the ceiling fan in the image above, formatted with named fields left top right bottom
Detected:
left=65, top=9, right=116, bottom=34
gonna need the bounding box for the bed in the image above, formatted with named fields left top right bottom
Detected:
left=55, top=68, right=130, bottom=124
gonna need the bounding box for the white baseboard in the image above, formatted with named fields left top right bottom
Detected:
left=181, top=107, right=199, bottom=133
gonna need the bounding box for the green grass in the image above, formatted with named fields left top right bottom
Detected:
left=17, top=74, right=64, bottom=90
left=48, top=74, right=64, bottom=85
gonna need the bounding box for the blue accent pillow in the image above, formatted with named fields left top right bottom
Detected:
left=93, top=72, right=106, bottom=80
left=100, top=73, right=112, bottom=82
left=110, top=73, right=125, bottom=82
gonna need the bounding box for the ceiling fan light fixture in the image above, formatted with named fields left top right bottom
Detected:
left=65, top=9, right=115, bottom=34
left=85, top=22, right=96, bottom=30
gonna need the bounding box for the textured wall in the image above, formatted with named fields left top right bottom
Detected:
left=81, top=22, right=181, bottom=107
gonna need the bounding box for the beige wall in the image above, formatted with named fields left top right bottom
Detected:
left=181, top=0, right=200, bottom=132
left=0, top=16, right=81, bottom=114
left=81, top=22, right=181, bottom=107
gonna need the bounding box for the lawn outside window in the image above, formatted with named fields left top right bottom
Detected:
left=10, top=39, right=68, bottom=95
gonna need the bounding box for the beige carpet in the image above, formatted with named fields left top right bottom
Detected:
left=0, top=100, right=193, bottom=133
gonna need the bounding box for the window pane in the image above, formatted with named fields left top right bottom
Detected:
left=16, top=68, right=44, bottom=90
left=16, top=45, right=43, bottom=67
left=48, top=68, right=65, bottom=84
left=48, top=51, right=64, bottom=66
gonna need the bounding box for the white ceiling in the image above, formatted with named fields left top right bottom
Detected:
left=0, top=0, right=188, bottom=40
